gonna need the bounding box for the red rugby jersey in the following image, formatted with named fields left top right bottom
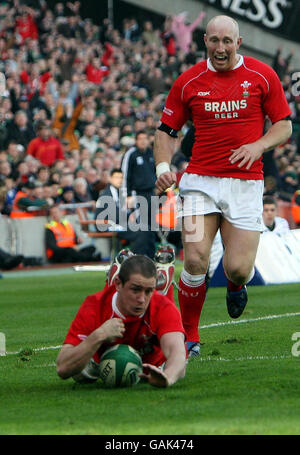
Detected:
left=64, top=285, right=185, bottom=367
left=160, top=56, right=291, bottom=179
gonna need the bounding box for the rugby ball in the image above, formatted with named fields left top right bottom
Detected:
left=99, top=344, right=143, bottom=388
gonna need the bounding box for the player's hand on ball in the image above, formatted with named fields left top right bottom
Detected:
left=139, top=363, right=169, bottom=388
left=98, top=318, right=125, bottom=342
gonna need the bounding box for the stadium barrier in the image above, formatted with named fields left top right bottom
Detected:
left=210, top=229, right=300, bottom=286
left=0, top=213, right=113, bottom=263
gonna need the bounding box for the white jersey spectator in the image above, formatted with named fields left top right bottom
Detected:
left=262, top=196, right=290, bottom=234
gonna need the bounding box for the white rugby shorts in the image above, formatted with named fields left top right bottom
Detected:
left=178, top=174, right=264, bottom=232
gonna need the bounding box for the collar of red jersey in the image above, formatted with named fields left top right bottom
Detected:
left=207, top=54, right=243, bottom=72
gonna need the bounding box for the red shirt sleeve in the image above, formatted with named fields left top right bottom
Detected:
left=63, top=294, right=99, bottom=346
left=151, top=292, right=186, bottom=341
left=261, top=66, right=291, bottom=123
left=160, top=76, right=191, bottom=130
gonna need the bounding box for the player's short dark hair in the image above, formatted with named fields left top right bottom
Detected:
left=263, top=196, right=277, bottom=206
left=118, top=255, right=157, bottom=284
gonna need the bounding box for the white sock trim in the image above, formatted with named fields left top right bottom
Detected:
left=180, top=269, right=206, bottom=287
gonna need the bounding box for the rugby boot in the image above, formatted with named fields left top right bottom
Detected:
left=226, top=285, right=248, bottom=319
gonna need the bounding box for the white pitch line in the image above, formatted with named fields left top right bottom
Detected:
left=7, top=345, right=62, bottom=356
left=200, top=312, right=300, bottom=330
left=194, top=354, right=290, bottom=362
left=5, top=312, right=300, bottom=356
left=16, top=355, right=295, bottom=368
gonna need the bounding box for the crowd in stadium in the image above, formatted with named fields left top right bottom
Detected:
left=0, top=1, right=299, bottom=231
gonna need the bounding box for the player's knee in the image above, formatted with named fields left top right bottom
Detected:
left=184, top=249, right=208, bottom=275
left=225, top=264, right=252, bottom=285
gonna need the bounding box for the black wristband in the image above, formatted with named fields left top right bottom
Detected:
left=158, top=122, right=178, bottom=138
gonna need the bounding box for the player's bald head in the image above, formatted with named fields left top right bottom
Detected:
left=206, top=15, right=240, bottom=40
left=204, top=15, right=242, bottom=71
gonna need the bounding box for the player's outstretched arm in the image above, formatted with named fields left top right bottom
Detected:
left=140, top=363, right=170, bottom=388
left=56, top=318, right=125, bottom=379
left=140, top=332, right=186, bottom=388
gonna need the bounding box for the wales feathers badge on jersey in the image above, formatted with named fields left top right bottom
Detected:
left=241, top=80, right=251, bottom=97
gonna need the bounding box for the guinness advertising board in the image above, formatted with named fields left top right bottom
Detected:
left=200, top=0, right=300, bottom=42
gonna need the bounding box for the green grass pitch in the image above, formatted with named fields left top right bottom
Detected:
left=1, top=265, right=300, bottom=435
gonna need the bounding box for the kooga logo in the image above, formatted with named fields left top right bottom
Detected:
left=206, top=0, right=291, bottom=29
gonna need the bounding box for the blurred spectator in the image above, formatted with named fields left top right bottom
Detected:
left=142, top=21, right=161, bottom=48
left=121, top=130, right=157, bottom=258
left=272, top=46, right=294, bottom=81
left=185, top=42, right=205, bottom=65
left=144, top=67, right=166, bottom=98
left=15, top=95, right=32, bottom=119
left=45, top=204, right=101, bottom=263
left=36, top=165, right=50, bottom=186
left=56, top=13, right=85, bottom=39
left=0, top=110, right=8, bottom=150
left=10, top=181, right=48, bottom=218
left=86, top=57, right=109, bottom=85
left=161, top=16, right=176, bottom=56
left=123, top=18, right=140, bottom=42
left=291, top=190, right=300, bottom=227
left=42, top=182, right=56, bottom=208
left=19, top=62, right=52, bottom=101
left=6, top=141, right=25, bottom=166
left=73, top=177, right=94, bottom=204
left=5, top=110, right=35, bottom=149
left=171, top=11, right=206, bottom=55
left=52, top=97, right=83, bottom=151
left=57, top=185, right=76, bottom=206
left=25, top=156, right=40, bottom=180
left=13, top=160, right=31, bottom=187
left=1, top=177, right=17, bottom=215
left=0, top=247, right=24, bottom=270
left=95, top=168, right=152, bottom=254
left=85, top=166, right=105, bottom=201
left=263, top=175, right=279, bottom=197
left=15, top=8, right=38, bottom=44
left=79, top=123, right=99, bottom=154
left=279, top=165, right=299, bottom=201
left=262, top=196, right=290, bottom=233
left=26, top=122, right=65, bottom=167
left=0, top=159, right=13, bottom=180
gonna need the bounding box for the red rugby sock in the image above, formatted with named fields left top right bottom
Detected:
left=227, top=280, right=243, bottom=292
left=178, top=277, right=206, bottom=342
